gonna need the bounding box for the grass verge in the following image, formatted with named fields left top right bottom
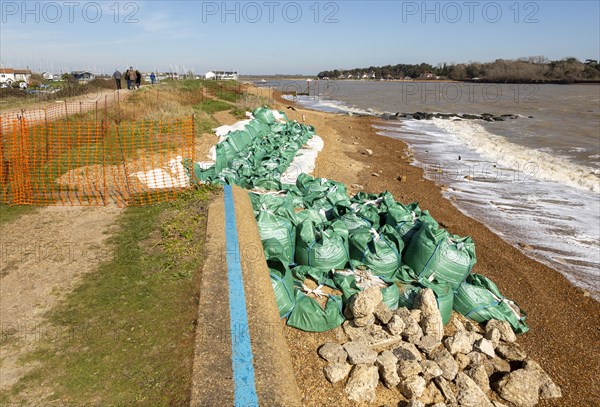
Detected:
left=193, top=99, right=233, bottom=114
left=0, top=186, right=218, bottom=406
left=0, top=204, right=36, bottom=226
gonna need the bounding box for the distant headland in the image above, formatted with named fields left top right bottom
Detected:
left=317, top=57, right=600, bottom=84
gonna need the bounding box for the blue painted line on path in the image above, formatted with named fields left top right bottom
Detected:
left=223, top=185, right=259, bottom=407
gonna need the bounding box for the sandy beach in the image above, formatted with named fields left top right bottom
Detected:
left=269, top=92, right=600, bottom=406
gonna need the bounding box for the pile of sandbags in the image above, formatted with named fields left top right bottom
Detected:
left=251, top=174, right=528, bottom=334
left=185, top=106, right=322, bottom=190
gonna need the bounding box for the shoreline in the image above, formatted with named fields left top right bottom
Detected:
left=271, top=90, right=600, bottom=405
left=282, top=94, right=600, bottom=301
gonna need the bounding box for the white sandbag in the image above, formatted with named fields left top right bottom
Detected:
left=208, top=145, right=217, bottom=161
left=133, top=156, right=189, bottom=189
left=306, top=135, right=324, bottom=152
left=168, top=156, right=190, bottom=188
left=213, top=119, right=251, bottom=138
left=272, top=110, right=288, bottom=123
left=280, top=149, right=317, bottom=185
left=196, top=161, right=215, bottom=170
left=133, top=169, right=175, bottom=189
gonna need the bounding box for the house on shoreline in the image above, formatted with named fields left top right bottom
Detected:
left=205, top=70, right=239, bottom=80
left=0, top=68, right=32, bottom=85
left=71, top=71, right=96, bottom=82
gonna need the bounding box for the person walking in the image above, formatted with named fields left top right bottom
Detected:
left=135, top=70, right=141, bottom=89
left=112, top=69, right=122, bottom=90
left=126, top=67, right=136, bottom=90
left=150, top=72, right=156, bottom=85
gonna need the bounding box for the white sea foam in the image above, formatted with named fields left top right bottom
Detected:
left=380, top=118, right=600, bottom=300
left=429, top=119, right=600, bottom=193
left=281, top=94, right=379, bottom=116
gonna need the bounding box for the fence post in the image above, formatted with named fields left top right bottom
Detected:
left=17, top=115, right=32, bottom=204
left=79, top=101, right=83, bottom=115
left=116, top=91, right=121, bottom=123
left=116, top=123, right=132, bottom=199
left=44, top=108, right=49, bottom=161
left=100, top=119, right=108, bottom=206
left=64, top=100, right=69, bottom=121
left=0, top=116, right=4, bottom=198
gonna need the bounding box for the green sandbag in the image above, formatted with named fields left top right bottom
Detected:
left=246, top=117, right=271, bottom=135
left=381, top=283, right=401, bottom=310
left=385, top=202, right=439, bottom=246
left=296, top=173, right=347, bottom=197
left=394, top=278, right=453, bottom=324
left=215, top=141, right=238, bottom=173
left=295, top=220, right=349, bottom=270
left=396, top=282, right=422, bottom=309
left=349, top=191, right=396, bottom=226
left=330, top=271, right=361, bottom=303
left=218, top=168, right=239, bottom=185
left=453, top=274, right=528, bottom=333
left=353, top=202, right=381, bottom=229
left=303, top=195, right=334, bottom=214
left=249, top=193, right=297, bottom=222
left=295, top=208, right=328, bottom=225
left=330, top=270, right=400, bottom=310
left=286, top=290, right=345, bottom=332
left=257, top=211, right=295, bottom=264
left=227, top=130, right=253, bottom=152
left=182, top=159, right=216, bottom=185
left=337, top=211, right=373, bottom=234
left=252, top=178, right=282, bottom=191
left=244, top=123, right=260, bottom=139
left=403, top=224, right=476, bottom=289
left=253, top=106, right=277, bottom=124
left=195, top=166, right=216, bottom=183
left=268, top=259, right=296, bottom=318
left=291, top=265, right=336, bottom=288
left=348, top=225, right=403, bottom=279
left=350, top=191, right=381, bottom=204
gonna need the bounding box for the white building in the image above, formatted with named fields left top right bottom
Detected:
left=205, top=70, right=239, bottom=81
left=0, top=69, right=15, bottom=85
left=0, top=68, right=32, bottom=85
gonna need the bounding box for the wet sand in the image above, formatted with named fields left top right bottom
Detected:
left=272, top=93, right=600, bottom=406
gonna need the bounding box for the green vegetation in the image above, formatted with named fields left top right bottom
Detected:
left=318, top=57, right=600, bottom=83
left=193, top=99, right=232, bottom=114
left=0, top=79, right=252, bottom=207
left=0, top=186, right=217, bottom=406
left=0, top=204, right=36, bottom=226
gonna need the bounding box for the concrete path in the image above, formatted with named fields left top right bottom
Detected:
left=190, top=185, right=302, bottom=407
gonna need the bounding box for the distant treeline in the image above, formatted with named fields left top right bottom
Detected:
left=317, top=57, right=600, bottom=83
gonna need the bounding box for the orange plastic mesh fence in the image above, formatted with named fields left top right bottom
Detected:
left=0, top=115, right=196, bottom=207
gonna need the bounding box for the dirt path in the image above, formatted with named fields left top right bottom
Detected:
left=0, top=206, right=121, bottom=390
left=0, top=88, right=131, bottom=131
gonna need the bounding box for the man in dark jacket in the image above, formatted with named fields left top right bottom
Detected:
left=112, top=69, right=122, bottom=90
left=135, top=70, right=141, bottom=89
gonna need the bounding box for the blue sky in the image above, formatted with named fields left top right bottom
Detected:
left=1, top=0, right=599, bottom=74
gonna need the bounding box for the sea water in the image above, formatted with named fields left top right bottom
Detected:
left=267, top=80, right=600, bottom=299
